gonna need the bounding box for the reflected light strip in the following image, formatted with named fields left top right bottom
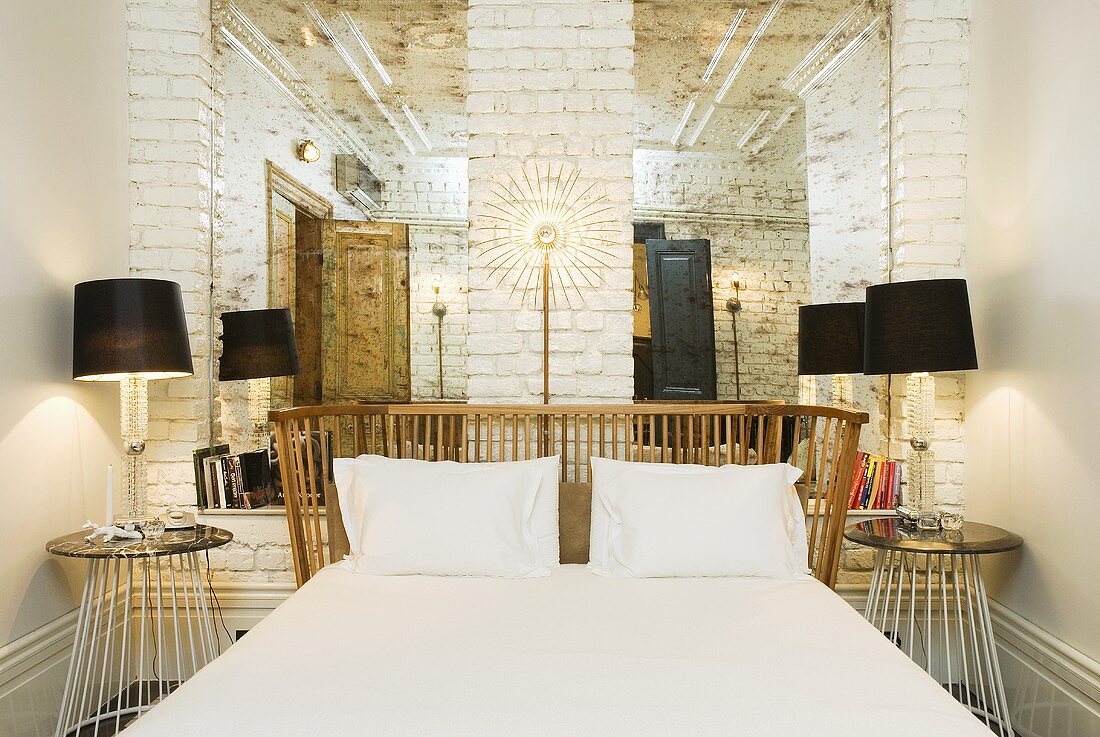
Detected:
left=303, top=3, right=416, bottom=154
left=749, top=105, right=796, bottom=155
left=715, top=0, right=786, bottom=104
left=341, top=10, right=393, bottom=87
left=685, top=104, right=716, bottom=147
left=670, top=98, right=697, bottom=145
left=402, top=104, right=433, bottom=152
left=792, top=150, right=807, bottom=167
left=702, top=9, right=746, bottom=84
left=737, top=110, right=770, bottom=150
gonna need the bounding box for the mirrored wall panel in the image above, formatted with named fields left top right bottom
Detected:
left=632, top=0, right=889, bottom=450
left=209, top=0, right=891, bottom=456
left=212, top=0, right=469, bottom=451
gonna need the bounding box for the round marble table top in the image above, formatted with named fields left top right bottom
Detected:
left=46, top=525, right=233, bottom=559
left=844, top=517, right=1022, bottom=555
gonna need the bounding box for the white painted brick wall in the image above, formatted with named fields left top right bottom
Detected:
left=127, top=0, right=215, bottom=518
left=888, top=0, right=971, bottom=510
left=466, top=0, right=635, bottom=404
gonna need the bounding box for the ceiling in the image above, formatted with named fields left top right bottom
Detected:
left=635, top=0, right=879, bottom=167
left=220, top=0, right=468, bottom=162
left=218, top=0, right=882, bottom=168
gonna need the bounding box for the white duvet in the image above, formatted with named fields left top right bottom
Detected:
left=123, top=566, right=990, bottom=736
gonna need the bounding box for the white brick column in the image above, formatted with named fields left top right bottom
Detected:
left=127, top=0, right=214, bottom=511
left=889, top=0, right=971, bottom=507
left=466, top=0, right=635, bottom=403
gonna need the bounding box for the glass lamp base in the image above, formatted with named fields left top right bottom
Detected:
left=905, top=372, right=937, bottom=514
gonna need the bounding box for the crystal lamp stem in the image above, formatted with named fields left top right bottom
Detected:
left=905, top=372, right=936, bottom=513
left=120, top=375, right=149, bottom=521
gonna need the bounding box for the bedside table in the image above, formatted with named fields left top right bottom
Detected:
left=845, top=518, right=1022, bottom=737
left=46, top=525, right=232, bottom=737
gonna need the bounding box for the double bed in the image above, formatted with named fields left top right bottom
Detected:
left=123, top=403, right=992, bottom=735
left=124, top=566, right=990, bottom=736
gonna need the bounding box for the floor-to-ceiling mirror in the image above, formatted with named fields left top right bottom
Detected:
left=633, top=0, right=890, bottom=452
left=211, top=0, right=469, bottom=457
left=205, top=0, right=892, bottom=495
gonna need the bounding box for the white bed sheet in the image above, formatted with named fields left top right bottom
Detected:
left=123, top=566, right=990, bottom=736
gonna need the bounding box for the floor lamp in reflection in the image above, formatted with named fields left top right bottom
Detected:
left=724, top=273, right=742, bottom=400
left=431, top=278, right=447, bottom=399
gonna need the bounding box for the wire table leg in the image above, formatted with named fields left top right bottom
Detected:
left=863, top=550, right=1014, bottom=735
left=52, top=551, right=224, bottom=736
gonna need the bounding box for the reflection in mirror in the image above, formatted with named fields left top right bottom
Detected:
left=210, top=0, right=892, bottom=460
left=212, top=1, right=469, bottom=453
left=632, top=0, right=889, bottom=451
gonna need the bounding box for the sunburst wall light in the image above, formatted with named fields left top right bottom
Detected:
left=476, top=162, right=618, bottom=403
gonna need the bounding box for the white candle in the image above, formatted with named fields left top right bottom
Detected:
left=106, top=465, right=114, bottom=525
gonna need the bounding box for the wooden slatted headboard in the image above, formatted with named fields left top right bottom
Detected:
left=269, top=403, right=867, bottom=589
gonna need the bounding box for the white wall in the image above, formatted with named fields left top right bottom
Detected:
left=0, top=0, right=129, bottom=647
left=966, top=0, right=1100, bottom=666
left=0, top=1, right=129, bottom=732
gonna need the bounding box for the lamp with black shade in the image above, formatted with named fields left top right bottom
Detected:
left=798, top=301, right=864, bottom=409
left=864, top=278, right=977, bottom=527
left=73, top=278, right=194, bottom=524
left=218, top=308, right=300, bottom=448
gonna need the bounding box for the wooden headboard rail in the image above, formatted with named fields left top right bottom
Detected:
left=269, top=403, right=867, bottom=589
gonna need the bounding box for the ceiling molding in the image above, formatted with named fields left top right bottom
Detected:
left=217, top=2, right=379, bottom=168
left=633, top=204, right=808, bottom=228
left=782, top=1, right=884, bottom=99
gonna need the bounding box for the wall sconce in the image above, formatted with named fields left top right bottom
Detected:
left=724, top=272, right=742, bottom=400
left=296, top=139, right=321, bottom=163
left=431, top=278, right=447, bottom=399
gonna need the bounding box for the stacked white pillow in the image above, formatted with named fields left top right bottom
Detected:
left=332, top=455, right=560, bottom=577
left=588, top=457, right=810, bottom=579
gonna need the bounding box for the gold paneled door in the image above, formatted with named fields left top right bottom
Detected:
left=267, top=168, right=410, bottom=406
left=323, top=220, right=410, bottom=403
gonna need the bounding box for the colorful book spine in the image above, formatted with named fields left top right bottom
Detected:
left=848, top=452, right=902, bottom=510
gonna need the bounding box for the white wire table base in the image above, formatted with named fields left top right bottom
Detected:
left=864, top=550, right=1012, bottom=736
left=54, top=552, right=222, bottom=737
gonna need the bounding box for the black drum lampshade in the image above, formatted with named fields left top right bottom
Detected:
left=73, top=278, right=194, bottom=381
left=864, top=279, right=978, bottom=375
left=218, top=309, right=300, bottom=381
left=798, top=302, right=865, bottom=376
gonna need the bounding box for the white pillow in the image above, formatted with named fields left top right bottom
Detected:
left=588, top=457, right=809, bottom=578
left=332, top=456, right=550, bottom=577
left=337, top=454, right=560, bottom=567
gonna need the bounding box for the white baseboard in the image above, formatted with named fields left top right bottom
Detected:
left=0, top=610, right=78, bottom=737
left=3, top=582, right=1097, bottom=737
left=837, top=584, right=1100, bottom=736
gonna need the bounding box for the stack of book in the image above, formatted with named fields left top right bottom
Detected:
left=847, top=451, right=901, bottom=510
left=193, top=445, right=274, bottom=510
